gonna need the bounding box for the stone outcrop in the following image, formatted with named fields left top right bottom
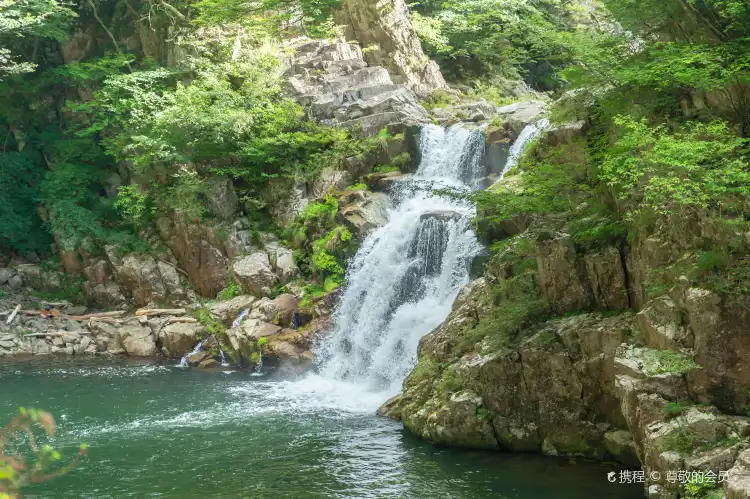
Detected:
left=158, top=323, right=206, bottom=358
left=232, top=252, right=279, bottom=297
left=382, top=214, right=750, bottom=498
left=334, top=0, right=447, bottom=98
left=208, top=295, right=257, bottom=324
left=381, top=277, right=636, bottom=459
left=339, top=190, right=390, bottom=234
left=286, top=39, right=430, bottom=136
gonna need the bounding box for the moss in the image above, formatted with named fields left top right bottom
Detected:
left=408, top=358, right=443, bottom=386
left=643, top=349, right=701, bottom=375
left=476, top=407, right=493, bottom=421
left=663, top=401, right=692, bottom=419
left=457, top=273, right=550, bottom=355
left=373, top=165, right=400, bottom=174
left=437, top=367, right=462, bottom=396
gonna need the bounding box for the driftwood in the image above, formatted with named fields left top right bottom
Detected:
left=88, top=317, right=123, bottom=325
left=6, top=304, right=21, bottom=325
left=68, top=311, right=126, bottom=321
left=23, top=332, right=92, bottom=338
left=135, top=308, right=186, bottom=317
left=165, top=317, right=198, bottom=325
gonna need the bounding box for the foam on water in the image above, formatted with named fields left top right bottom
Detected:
left=305, top=124, right=485, bottom=404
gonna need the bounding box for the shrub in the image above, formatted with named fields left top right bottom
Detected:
left=0, top=408, right=88, bottom=497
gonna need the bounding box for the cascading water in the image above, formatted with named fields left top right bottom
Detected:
left=314, top=124, right=484, bottom=395
left=502, top=119, right=550, bottom=175
left=218, top=344, right=229, bottom=367
left=179, top=341, right=203, bottom=367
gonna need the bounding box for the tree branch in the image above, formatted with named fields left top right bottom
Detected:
left=86, top=0, right=132, bottom=72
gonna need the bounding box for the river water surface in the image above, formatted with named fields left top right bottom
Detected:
left=1, top=357, right=642, bottom=498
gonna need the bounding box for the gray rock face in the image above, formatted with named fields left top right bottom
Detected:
left=286, top=39, right=430, bottom=136
left=495, top=101, right=548, bottom=132
left=0, top=268, right=12, bottom=285
left=335, top=0, right=447, bottom=97
left=433, top=100, right=500, bottom=125
left=206, top=177, right=239, bottom=218
left=104, top=247, right=192, bottom=307
left=273, top=247, right=299, bottom=284
left=232, top=253, right=279, bottom=297
left=340, top=190, right=390, bottom=234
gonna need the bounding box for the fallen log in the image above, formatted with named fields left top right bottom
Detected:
left=165, top=317, right=198, bottom=325
left=68, top=311, right=126, bottom=321
left=6, top=304, right=21, bottom=325
left=135, top=308, right=186, bottom=317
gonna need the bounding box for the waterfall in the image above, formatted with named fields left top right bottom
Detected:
left=502, top=119, right=550, bottom=175
left=314, top=124, right=484, bottom=394
left=179, top=341, right=203, bottom=367
left=218, top=344, right=229, bottom=367
left=232, top=308, right=250, bottom=327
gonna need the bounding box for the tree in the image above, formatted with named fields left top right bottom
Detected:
left=0, top=0, right=75, bottom=77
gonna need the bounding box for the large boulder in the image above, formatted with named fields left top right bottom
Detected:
left=209, top=295, right=257, bottom=324
left=286, top=39, right=430, bottom=137
left=340, top=190, right=390, bottom=234
left=159, top=323, right=205, bottom=358
left=232, top=253, right=279, bottom=297
left=495, top=101, right=548, bottom=133
left=156, top=214, right=230, bottom=298
left=117, top=322, right=156, bottom=357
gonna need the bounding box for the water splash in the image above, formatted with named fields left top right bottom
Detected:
left=255, top=349, right=263, bottom=374
left=314, top=124, right=483, bottom=394
left=179, top=341, right=203, bottom=368
left=232, top=308, right=251, bottom=328
left=502, top=118, right=550, bottom=176
left=218, top=344, right=229, bottom=367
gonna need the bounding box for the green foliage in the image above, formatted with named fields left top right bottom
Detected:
left=568, top=215, right=627, bottom=251
left=437, top=367, right=461, bottom=396
left=663, top=401, right=692, bottom=419
left=421, top=88, right=459, bottom=112
left=343, top=183, right=367, bottom=192
left=216, top=281, right=240, bottom=301
left=600, top=118, right=750, bottom=220
left=34, top=275, right=86, bottom=305
left=311, top=226, right=354, bottom=282
left=193, top=0, right=341, bottom=38
left=0, top=408, right=87, bottom=497
left=684, top=476, right=721, bottom=499
left=194, top=306, right=226, bottom=337
left=114, top=186, right=150, bottom=228
left=660, top=425, right=697, bottom=454
left=0, top=151, right=50, bottom=253
left=458, top=274, right=549, bottom=355
left=0, top=0, right=76, bottom=77
left=412, top=0, right=576, bottom=86
left=408, top=358, right=442, bottom=386
left=643, top=349, right=701, bottom=375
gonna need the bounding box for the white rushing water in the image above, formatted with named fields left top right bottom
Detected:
left=502, top=119, right=550, bottom=175
left=313, top=124, right=485, bottom=396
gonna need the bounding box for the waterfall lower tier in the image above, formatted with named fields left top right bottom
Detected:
left=314, top=124, right=483, bottom=395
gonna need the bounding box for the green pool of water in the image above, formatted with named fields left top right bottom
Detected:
left=1, top=357, right=643, bottom=498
